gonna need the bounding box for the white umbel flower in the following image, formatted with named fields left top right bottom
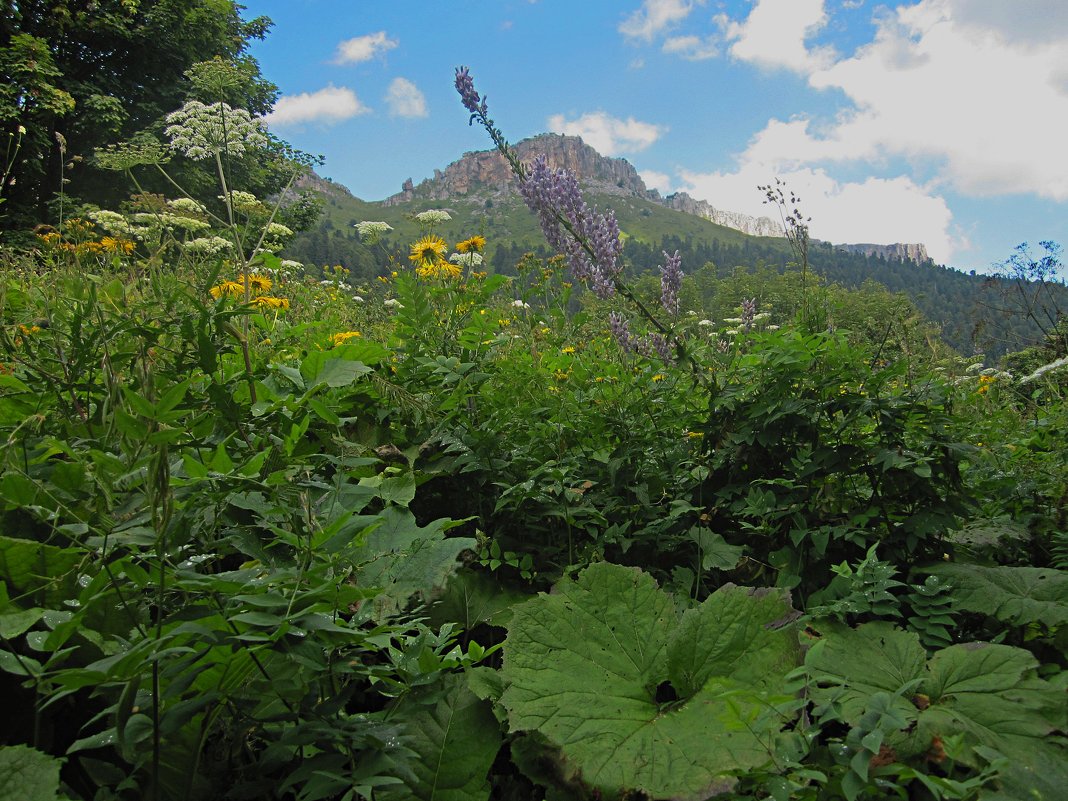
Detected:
left=165, top=101, right=267, bottom=160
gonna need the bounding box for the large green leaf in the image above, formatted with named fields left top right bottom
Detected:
left=353, top=506, right=475, bottom=621
left=0, top=745, right=65, bottom=801
left=922, top=563, right=1068, bottom=627
left=380, top=673, right=501, bottom=801
left=0, top=536, right=81, bottom=608
left=500, top=562, right=801, bottom=800
left=806, top=623, right=1068, bottom=791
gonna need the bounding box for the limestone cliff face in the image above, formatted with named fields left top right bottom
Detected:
left=837, top=242, right=931, bottom=264
left=663, top=192, right=782, bottom=238
left=383, top=134, right=655, bottom=206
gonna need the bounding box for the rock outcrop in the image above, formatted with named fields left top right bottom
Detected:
left=837, top=243, right=931, bottom=264
left=662, top=192, right=782, bottom=238
left=383, top=134, right=653, bottom=206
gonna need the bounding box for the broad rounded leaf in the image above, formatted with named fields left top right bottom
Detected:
left=501, top=563, right=801, bottom=799
left=806, top=623, right=1068, bottom=772
left=380, top=673, right=501, bottom=801
left=0, top=745, right=64, bottom=801
left=922, top=564, right=1068, bottom=627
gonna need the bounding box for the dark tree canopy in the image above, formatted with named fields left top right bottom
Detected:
left=0, top=0, right=277, bottom=226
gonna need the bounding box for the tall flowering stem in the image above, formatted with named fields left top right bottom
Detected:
left=453, top=66, right=706, bottom=385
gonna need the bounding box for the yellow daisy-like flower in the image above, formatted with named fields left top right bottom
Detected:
left=331, top=331, right=362, bottom=347
left=238, top=273, right=273, bottom=294
left=209, top=280, right=244, bottom=299
left=409, top=235, right=449, bottom=267
left=416, top=260, right=461, bottom=281
left=561, top=346, right=576, bottom=355
left=651, top=374, right=665, bottom=382
left=456, top=235, right=486, bottom=253
left=252, top=296, right=290, bottom=310
left=100, top=236, right=136, bottom=255
left=977, top=374, right=995, bottom=394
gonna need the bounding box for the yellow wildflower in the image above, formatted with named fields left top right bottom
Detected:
left=209, top=280, right=244, bottom=299
left=652, top=374, right=665, bottom=382
left=416, top=260, right=461, bottom=280
left=456, top=235, right=486, bottom=253
left=100, top=236, right=136, bottom=254
left=409, top=234, right=448, bottom=267
left=252, top=296, right=289, bottom=310
left=977, top=375, right=995, bottom=394
left=238, top=273, right=273, bottom=294
left=562, top=346, right=576, bottom=354
left=331, top=331, right=362, bottom=347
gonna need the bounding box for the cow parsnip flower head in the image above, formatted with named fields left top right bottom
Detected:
left=413, top=209, right=451, bottom=228
left=355, top=221, right=393, bottom=244
left=220, top=190, right=263, bottom=214
left=189, top=237, right=236, bottom=257
left=165, top=101, right=267, bottom=160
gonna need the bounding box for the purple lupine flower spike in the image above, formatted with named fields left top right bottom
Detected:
left=609, top=312, right=634, bottom=352
left=454, top=66, right=487, bottom=118
left=741, top=297, right=757, bottom=331
left=659, top=249, right=683, bottom=314
left=649, top=333, right=675, bottom=365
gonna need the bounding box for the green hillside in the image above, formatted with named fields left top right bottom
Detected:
left=284, top=182, right=1062, bottom=357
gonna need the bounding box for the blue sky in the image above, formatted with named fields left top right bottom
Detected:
left=243, top=0, right=1068, bottom=273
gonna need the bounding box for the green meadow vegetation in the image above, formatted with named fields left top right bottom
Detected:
left=1, top=5, right=1067, bottom=800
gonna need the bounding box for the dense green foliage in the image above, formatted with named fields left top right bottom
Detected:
left=1, top=14, right=1067, bottom=800
left=0, top=0, right=279, bottom=227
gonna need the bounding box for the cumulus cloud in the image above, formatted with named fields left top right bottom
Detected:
left=333, top=31, right=398, bottom=64
left=640, top=169, right=674, bottom=194
left=797, top=0, right=1068, bottom=200
left=678, top=161, right=962, bottom=262
left=263, top=86, right=370, bottom=126
left=664, top=0, right=1068, bottom=262
left=662, top=34, right=719, bottom=60
left=619, top=0, right=697, bottom=41
left=722, top=0, right=836, bottom=73
left=547, top=111, right=666, bottom=156
left=385, top=78, right=427, bottom=118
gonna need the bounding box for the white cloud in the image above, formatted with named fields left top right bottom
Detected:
left=640, top=169, right=674, bottom=194
left=385, top=78, right=427, bottom=118
left=794, top=0, right=1068, bottom=199
left=670, top=0, right=1068, bottom=262
left=948, top=0, right=1068, bottom=45
left=678, top=161, right=962, bottom=262
left=662, top=34, right=719, bottom=60
left=619, top=0, right=697, bottom=41
left=333, top=31, right=398, bottom=64
left=264, top=86, right=370, bottom=126
left=547, top=111, right=666, bottom=155
left=723, top=0, right=835, bottom=73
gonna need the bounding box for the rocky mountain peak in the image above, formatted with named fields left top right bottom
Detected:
left=382, top=133, right=651, bottom=205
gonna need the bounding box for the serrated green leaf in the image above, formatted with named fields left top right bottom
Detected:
left=429, top=570, right=528, bottom=631
left=354, top=507, right=474, bottom=621
left=0, top=745, right=64, bottom=801
left=380, top=673, right=500, bottom=801
left=500, top=563, right=800, bottom=800
left=806, top=622, right=1068, bottom=775
left=922, top=564, right=1068, bottom=627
